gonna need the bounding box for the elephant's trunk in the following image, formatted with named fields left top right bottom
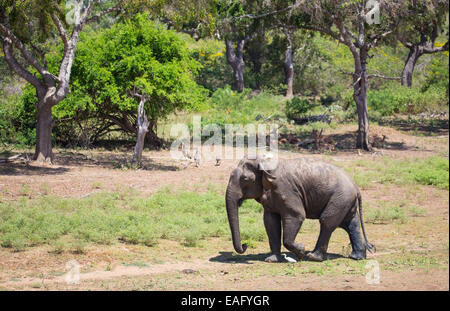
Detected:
left=225, top=174, right=247, bottom=254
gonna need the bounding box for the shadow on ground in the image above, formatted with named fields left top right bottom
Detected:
left=209, top=251, right=345, bottom=264
left=54, top=151, right=180, bottom=171
left=278, top=116, right=448, bottom=153
left=377, top=117, right=449, bottom=136
left=331, top=132, right=412, bottom=151
left=0, top=162, right=70, bottom=176
left=278, top=131, right=413, bottom=152
left=0, top=152, right=180, bottom=175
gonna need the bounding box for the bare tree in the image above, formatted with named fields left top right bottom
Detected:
left=270, top=2, right=299, bottom=98
left=296, top=0, right=400, bottom=150
left=396, top=0, right=449, bottom=87
left=130, top=91, right=150, bottom=166
left=0, top=0, right=124, bottom=162
left=225, top=36, right=250, bottom=92
left=282, top=26, right=295, bottom=98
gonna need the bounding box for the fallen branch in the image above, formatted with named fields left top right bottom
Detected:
left=0, top=154, right=23, bottom=163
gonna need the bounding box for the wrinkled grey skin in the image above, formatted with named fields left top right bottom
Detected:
left=225, top=156, right=375, bottom=262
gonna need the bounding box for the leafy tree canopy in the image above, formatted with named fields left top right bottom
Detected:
left=396, top=0, right=449, bottom=45
left=49, top=13, right=207, bottom=127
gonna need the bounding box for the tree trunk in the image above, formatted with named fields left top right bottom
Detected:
left=132, top=98, right=149, bottom=165
left=133, top=127, right=148, bottom=165
left=401, top=46, right=421, bottom=87
left=225, top=37, right=249, bottom=92
left=233, top=63, right=245, bottom=92
left=284, top=32, right=294, bottom=98
left=1, top=2, right=108, bottom=164
left=354, top=87, right=371, bottom=151
left=34, top=101, right=54, bottom=162
left=246, top=31, right=265, bottom=90
left=400, top=28, right=448, bottom=88
left=353, top=49, right=372, bottom=151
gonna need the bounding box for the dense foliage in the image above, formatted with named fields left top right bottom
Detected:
left=0, top=1, right=448, bottom=150
left=12, top=14, right=207, bottom=147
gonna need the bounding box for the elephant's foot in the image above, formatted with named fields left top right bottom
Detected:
left=264, top=254, right=284, bottom=263
left=291, top=243, right=306, bottom=260
left=283, top=242, right=306, bottom=261
left=349, top=250, right=366, bottom=260
left=305, top=250, right=326, bottom=262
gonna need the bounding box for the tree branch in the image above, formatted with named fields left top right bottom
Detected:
left=334, top=17, right=360, bottom=65
left=397, top=34, right=413, bottom=49
left=80, top=0, right=100, bottom=27
left=369, top=30, right=394, bottom=49
left=29, top=41, right=48, bottom=70
left=54, top=0, right=104, bottom=102
left=422, top=40, right=449, bottom=54
left=1, top=36, right=43, bottom=90
left=230, top=4, right=298, bottom=22
left=50, top=12, right=69, bottom=49
left=0, top=22, right=49, bottom=80
left=298, top=25, right=346, bottom=45
left=85, top=5, right=123, bottom=24
left=225, top=39, right=236, bottom=64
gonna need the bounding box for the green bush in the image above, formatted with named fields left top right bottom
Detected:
left=0, top=91, right=36, bottom=147
left=196, top=87, right=285, bottom=132
left=422, top=53, right=449, bottom=96
left=285, top=97, right=313, bottom=120
left=367, top=86, right=447, bottom=116
left=209, top=85, right=251, bottom=111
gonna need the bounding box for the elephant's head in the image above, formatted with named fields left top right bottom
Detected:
left=225, top=155, right=277, bottom=254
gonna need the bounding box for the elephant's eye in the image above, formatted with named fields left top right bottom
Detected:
left=241, top=172, right=255, bottom=182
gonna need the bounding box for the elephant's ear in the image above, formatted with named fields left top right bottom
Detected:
left=258, top=161, right=277, bottom=190
left=261, top=171, right=276, bottom=189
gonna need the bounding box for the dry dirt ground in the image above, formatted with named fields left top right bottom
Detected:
left=0, top=124, right=448, bottom=291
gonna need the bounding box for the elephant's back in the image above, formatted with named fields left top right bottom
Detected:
left=281, top=157, right=358, bottom=202
left=283, top=157, right=345, bottom=181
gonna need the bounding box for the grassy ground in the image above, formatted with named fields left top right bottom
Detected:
left=0, top=155, right=447, bottom=251
left=0, top=122, right=448, bottom=290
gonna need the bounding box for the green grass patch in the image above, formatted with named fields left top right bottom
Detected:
left=0, top=188, right=264, bottom=251
left=365, top=205, right=407, bottom=224
left=342, top=156, right=449, bottom=190
left=380, top=252, right=446, bottom=271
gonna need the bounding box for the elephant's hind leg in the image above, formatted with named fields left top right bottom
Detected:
left=263, top=211, right=283, bottom=263
left=282, top=216, right=305, bottom=260
left=307, top=197, right=350, bottom=262
left=340, top=214, right=366, bottom=260
left=306, top=222, right=335, bottom=262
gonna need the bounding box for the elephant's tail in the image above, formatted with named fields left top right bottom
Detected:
left=357, top=191, right=376, bottom=254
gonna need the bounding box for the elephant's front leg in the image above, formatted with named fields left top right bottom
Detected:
left=263, top=211, right=283, bottom=263
left=282, top=216, right=305, bottom=260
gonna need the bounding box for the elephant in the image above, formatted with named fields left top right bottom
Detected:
left=225, top=155, right=375, bottom=262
